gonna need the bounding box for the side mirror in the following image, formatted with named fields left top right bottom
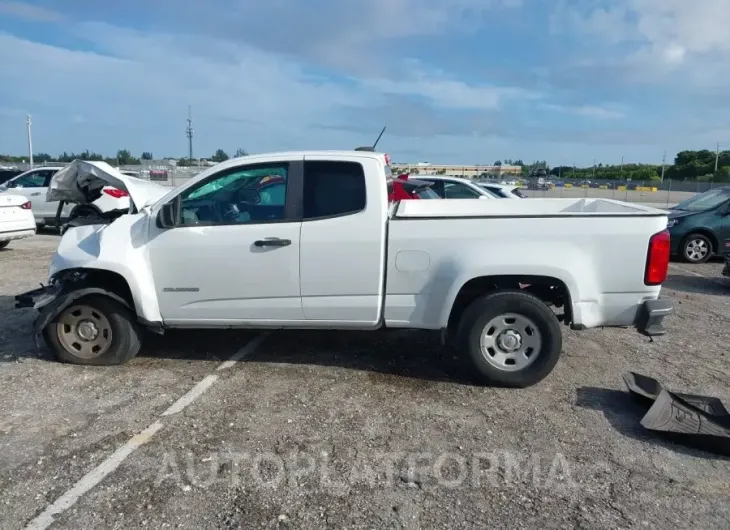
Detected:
left=157, top=200, right=179, bottom=229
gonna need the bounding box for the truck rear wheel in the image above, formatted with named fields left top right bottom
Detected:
left=456, top=290, right=562, bottom=388
left=44, top=295, right=142, bottom=365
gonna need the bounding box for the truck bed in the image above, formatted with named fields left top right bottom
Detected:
left=385, top=197, right=670, bottom=332
left=393, top=197, right=668, bottom=218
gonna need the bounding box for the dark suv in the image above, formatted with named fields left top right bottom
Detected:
left=667, top=187, right=730, bottom=263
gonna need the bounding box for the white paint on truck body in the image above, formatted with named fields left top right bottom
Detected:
left=46, top=150, right=669, bottom=333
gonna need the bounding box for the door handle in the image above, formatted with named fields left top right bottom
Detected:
left=30, top=192, right=41, bottom=196
left=254, top=237, right=291, bottom=247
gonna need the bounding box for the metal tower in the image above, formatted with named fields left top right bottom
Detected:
left=186, top=105, right=194, bottom=160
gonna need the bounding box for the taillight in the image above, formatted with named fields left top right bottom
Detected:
left=103, top=188, right=129, bottom=198
left=384, top=153, right=391, bottom=166
left=645, top=229, right=670, bottom=285
left=21, top=201, right=31, bottom=209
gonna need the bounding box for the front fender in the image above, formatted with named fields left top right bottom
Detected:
left=50, top=213, right=162, bottom=323
left=32, top=287, right=131, bottom=350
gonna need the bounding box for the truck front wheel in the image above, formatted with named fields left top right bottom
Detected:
left=457, top=290, right=562, bottom=388
left=44, top=295, right=142, bottom=365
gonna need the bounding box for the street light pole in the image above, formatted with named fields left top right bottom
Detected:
left=26, top=114, right=34, bottom=168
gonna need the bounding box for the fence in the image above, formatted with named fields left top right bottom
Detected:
left=7, top=161, right=727, bottom=206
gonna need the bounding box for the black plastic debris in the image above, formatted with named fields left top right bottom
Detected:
left=623, top=372, right=730, bottom=456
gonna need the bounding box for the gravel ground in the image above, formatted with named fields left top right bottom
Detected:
left=1, top=233, right=729, bottom=530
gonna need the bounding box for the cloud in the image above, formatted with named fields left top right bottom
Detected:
left=551, top=0, right=730, bottom=88
left=1, top=0, right=720, bottom=165
left=541, top=103, right=626, bottom=120
left=0, top=1, right=64, bottom=22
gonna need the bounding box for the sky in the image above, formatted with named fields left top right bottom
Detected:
left=1, top=0, right=730, bottom=165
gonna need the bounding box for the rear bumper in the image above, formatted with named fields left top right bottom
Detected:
left=0, top=228, right=35, bottom=242
left=634, top=298, right=673, bottom=336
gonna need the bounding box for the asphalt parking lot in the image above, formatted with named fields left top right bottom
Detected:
left=1, top=233, right=729, bottom=530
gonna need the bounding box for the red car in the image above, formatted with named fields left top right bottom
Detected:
left=388, top=173, right=439, bottom=201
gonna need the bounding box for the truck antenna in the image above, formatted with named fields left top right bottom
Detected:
left=355, top=125, right=387, bottom=152
left=372, top=125, right=386, bottom=149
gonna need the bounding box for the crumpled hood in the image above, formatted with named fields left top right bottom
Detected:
left=47, top=160, right=169, bottom=209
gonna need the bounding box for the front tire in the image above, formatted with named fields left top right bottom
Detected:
left=681, top=233, right=712, bottom=263
left=43, top=295, right=142, bottom=365
left=0, top=241, right=9, bottom=249
left=456, top=290, right=563, bottom=388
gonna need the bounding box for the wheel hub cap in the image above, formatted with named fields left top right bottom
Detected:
left=479, top=313, right=543, bottom=372
left=56, top=304, right=113, bottom=359
left=687, top=239, right=708, bottom=260
left=76, top=320, right=99, bottom=341
left=496, top=329, right=522, bottom=352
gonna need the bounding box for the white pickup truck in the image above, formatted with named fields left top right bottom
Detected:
left=15, top=151, right=673, bottom=387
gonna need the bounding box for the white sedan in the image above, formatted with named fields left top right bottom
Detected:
left=0, top=192, right=36, bottom=249
left=413, top=175, right=496, bottom=199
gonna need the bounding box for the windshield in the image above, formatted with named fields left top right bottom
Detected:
left=673, top=188, right=730, bottom=212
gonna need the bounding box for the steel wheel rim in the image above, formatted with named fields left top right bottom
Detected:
left=686, top=238, right=709, bottom=261
left=480, top=313, right=543, bottom=372
left=56, top=304, right=113, bottom=359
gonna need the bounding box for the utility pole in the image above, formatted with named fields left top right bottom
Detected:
left=660, top=150, right=666, bottom=183
left=715, top=142, right=720, bottom=173
left=26, top=114, right=34, bottom=168
left=592, top=157, right=596, bottom=178
left=186, top=105, right=194, bottom=161
left=620, top=156, right=624, bottom=179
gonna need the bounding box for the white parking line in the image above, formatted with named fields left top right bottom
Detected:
left=24, top=421, right=164, bottom=530
left=161, top=374, right=219, bottom=416
left=669, top=264, right=730, bottom=287
left=218, top=331, right=270, bottom=371
left=23, top=332, right=270, bottom=530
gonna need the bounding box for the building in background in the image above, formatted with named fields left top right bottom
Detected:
left=391, top=162, right=522, bottom=178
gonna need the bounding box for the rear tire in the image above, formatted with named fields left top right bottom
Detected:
left=681, top=233, right=712, bottom=263
left=456, top=290, right=562, bottom=388
left=0, top=241, right=9, bottom=249
left=43, top=295, right=142, bottom=365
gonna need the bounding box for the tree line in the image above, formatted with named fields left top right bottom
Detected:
left=0, top=148, right=249, bottom=166
left=1, top=149, right=729, bottom=181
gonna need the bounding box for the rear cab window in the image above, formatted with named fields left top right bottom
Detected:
left=303, top=161, right=366, bottom=219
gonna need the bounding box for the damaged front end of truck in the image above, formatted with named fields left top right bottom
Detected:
left=15, top=160, right=170, bottom=349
